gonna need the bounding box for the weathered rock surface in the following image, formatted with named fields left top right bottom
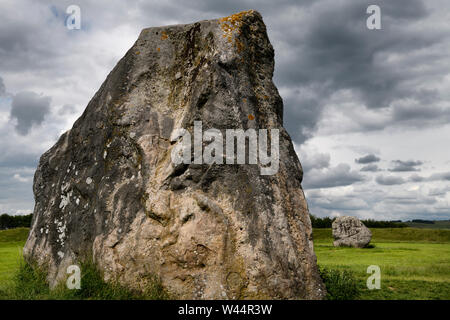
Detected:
left=332, top=216, right=372, bottom=248
left=23, top=10, right=325, bottom=299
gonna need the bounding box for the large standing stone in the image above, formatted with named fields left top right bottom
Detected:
left=23, top=10, right=325, bottom=299
left=332, top=216, right=372, bottom=248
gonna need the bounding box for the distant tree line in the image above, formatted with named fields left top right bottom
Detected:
left=310, top=215, right=408, bottom=228
left=310, top=215, right=335, bottom=228
left=361, top=219, right=408, bottom=228
left=0, top=213, right=33, bottom=230
left=410, top=219, right=434, bottom=224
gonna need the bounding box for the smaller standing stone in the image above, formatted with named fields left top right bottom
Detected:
left=332, top=216, right=372, bottom=248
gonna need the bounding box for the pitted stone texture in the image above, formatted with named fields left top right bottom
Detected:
left=23, top=10, right=325, bottom=300
left=332, top=216, right=372, bottom=248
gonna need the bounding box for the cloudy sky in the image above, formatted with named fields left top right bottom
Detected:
left=0, top=0, right=449, bottom=220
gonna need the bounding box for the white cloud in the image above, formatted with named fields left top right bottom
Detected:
left=13, top=173, right=31, bottom=183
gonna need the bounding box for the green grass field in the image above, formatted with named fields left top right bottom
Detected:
left=313, top=228, right=450, bottom=299
left=0, top=228, right=28, bottom=286
left=0, top=227, right=449, bottom=299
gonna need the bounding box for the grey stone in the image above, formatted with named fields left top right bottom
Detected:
left=332, top=216, right=372, bottom=248
left=23, top=10, right=325, bottom=299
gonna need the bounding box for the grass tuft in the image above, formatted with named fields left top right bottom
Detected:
left=319, top=266, right=360, bottom=300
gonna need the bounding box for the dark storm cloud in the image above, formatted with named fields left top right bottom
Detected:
left=392, top=103, right=450, bottom=127
left=283, top=93, right=324, bottom=143
left=428, top=172, right=450, bottom=181
left=288, top=0, right=433, bottom=108
left=160, top=0, right=290, bottom=15
left=375, top=175, right=405, bottom=185
left=0, top=5, right=57, bottom=73
left=0, top=0, right=447, bottom=146
left=0, top=76, right=5, bottom=96
left=299, top=150, right=330, bottom=173
left=379, top=0, right=428, bottom=20
left=389, top=160, right=423, bottom=172
left=355, top=154, right=380, bottom=164
left=303, top=164, right=365, bottom=189
left=276, top=0, right=449, bottom=143
left=360, top=164, right=381, bottom=172
left=409, top=174, right=425, bottom=182
left=10, top=91, right=51, bottom=135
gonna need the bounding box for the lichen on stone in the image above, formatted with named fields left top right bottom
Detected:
left=219, top=10, right=255, bottom=52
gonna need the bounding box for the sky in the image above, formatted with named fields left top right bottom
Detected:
left=0, top=0, right=449, bottom=221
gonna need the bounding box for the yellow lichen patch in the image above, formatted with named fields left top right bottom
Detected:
left=157, top=47, right=160, bottom=52
left=219, top=10, right=255, bottom=30
left=136, top=51, right=140, bottom=55
left=160, top=31, right=168, bottom=40
left=219, top=10, right=254, bottom=48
